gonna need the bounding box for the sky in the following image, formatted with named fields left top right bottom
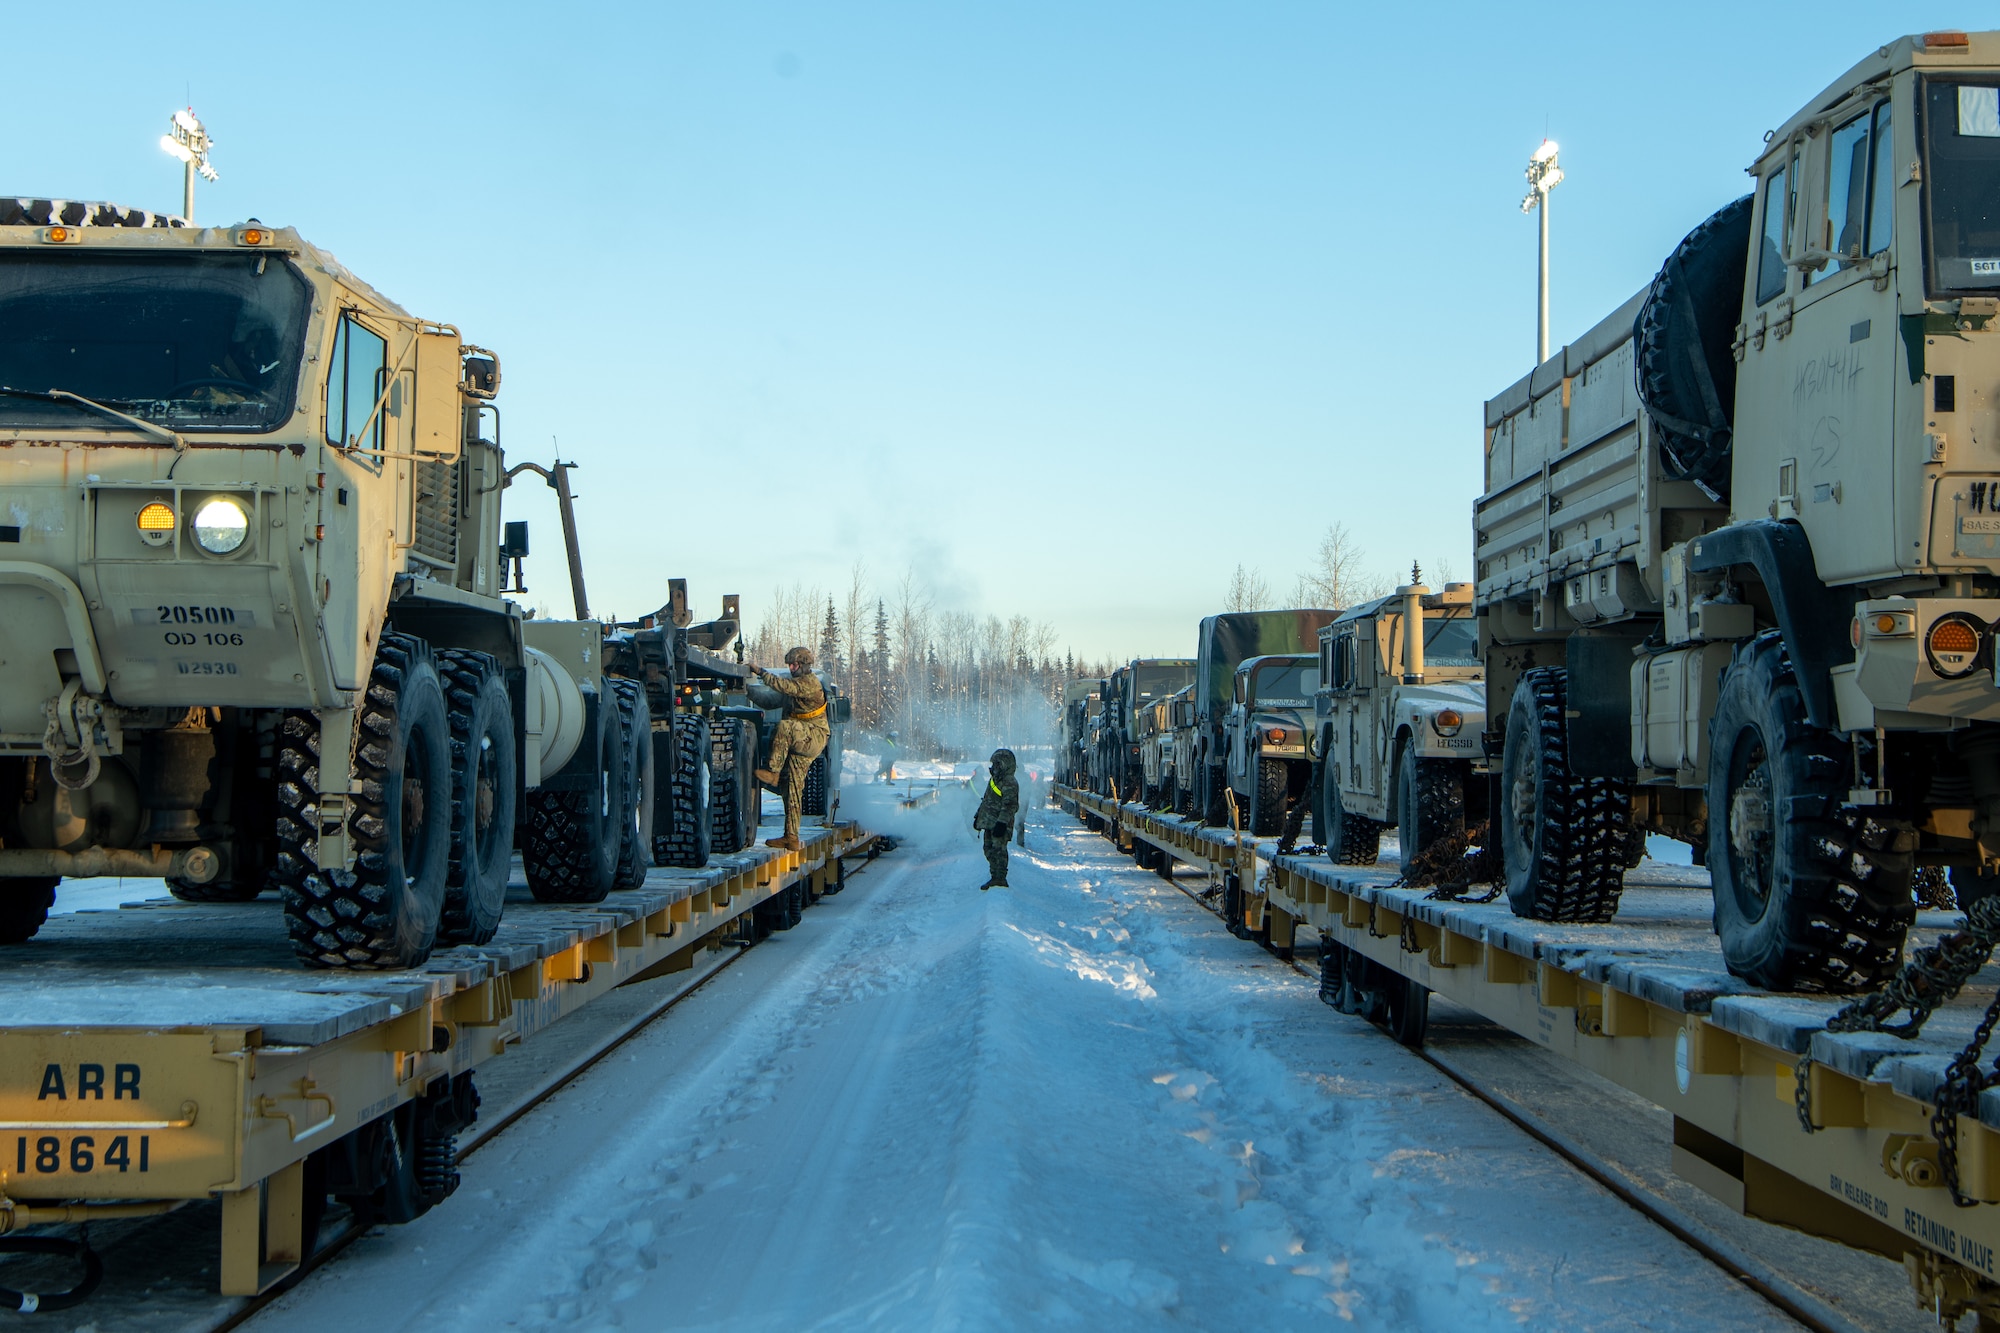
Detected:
left=4, top=2, right=1972, bottom=664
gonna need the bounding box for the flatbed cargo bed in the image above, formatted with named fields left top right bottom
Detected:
left=0, top=823, right=875, bottom=1296
left=1055, top=785, right=2000, bottom=1299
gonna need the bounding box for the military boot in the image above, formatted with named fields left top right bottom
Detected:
left=765, top=834, right=800, bottom=851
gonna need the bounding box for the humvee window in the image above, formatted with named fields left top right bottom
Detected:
left=1923, top=80, right=2000, bottom=293
left=1756, top=163, right=1790, bottom=304
left=0, top=251, right=308, bottom=432
left=1422, top=615, right=1478, bottom=665
left=1251, top=662, right=1310, bottom=704
left=326, top=314, right=388, bottom=450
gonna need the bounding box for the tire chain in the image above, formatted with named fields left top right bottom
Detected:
left=1793, top=894, right=2000, bottom=1210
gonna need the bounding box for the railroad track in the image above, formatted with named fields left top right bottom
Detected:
left=1144, top=861, right=1875, bottom=1333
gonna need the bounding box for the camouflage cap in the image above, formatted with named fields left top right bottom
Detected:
left=784, top=646, right=814, bottom=667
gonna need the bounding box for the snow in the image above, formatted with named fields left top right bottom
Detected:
left=48, top=875, right=173, bottom=914
left=252, top=792, right=1790, bottom=1331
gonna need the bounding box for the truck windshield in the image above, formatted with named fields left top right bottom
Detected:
left=1923, top=80, right=2000, bottom=294
left=1133, top=662, right=1193, bottom=701
left=0, top=250, right=309, bottom=433
left=1250, top=662, right=1311, bottom=705
left=1424, top=615, right=1479, bottom=665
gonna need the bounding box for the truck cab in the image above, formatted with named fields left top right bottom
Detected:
left=1222, top=654, right=1317, bottom=835
left=1188, top=610, right=1336, bottom=827
left=1313, top=582, right=1484, bottom=870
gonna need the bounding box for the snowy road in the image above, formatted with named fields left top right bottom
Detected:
left=253, top=795, right=1793, bottom=1330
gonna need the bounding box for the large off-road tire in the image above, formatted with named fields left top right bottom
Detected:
left=609, top=680, right=653, bottom=890
left=1398, top=748, right=1466, bottom=874
left=1635, top=194, right=1753, bottom=497
left=1707, top=634, right=1914, bottom=991
left=802, top=752, right=830, bottom=817
left=521, top=689, right=625, bottom=904
left=1320, top=772, right=1384, bottom=867
left=283, top=633, right=454, bottom=969
left=436, top=649, right=517, bottom=945
left=709, top=715, right=757, bottom=854
left=1500, top=668, right=1630, bottom=923
left=1250, top=758, right=1288, bottom=836
left=654, top=712, right=712, bottom=868
left=0, top=876, right=56, bottom=944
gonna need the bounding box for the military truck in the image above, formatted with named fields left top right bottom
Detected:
left=1474, top=30, right=2000, bottom=992
left=1187, top=611, right=1337, bottom=827
left=1311, top=581, right=1485, bottom=870
left=1220, top=654, right=1316, bottom=835
left=0, top=200, right=766, bottom=968
left=1139, top=684, right=1189, bottom=808
left=1095, top=657, right=1195, bottom=802
left=1058, top=678, right=1102, bottom=789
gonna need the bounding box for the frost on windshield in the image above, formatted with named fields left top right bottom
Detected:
left=0, top=251, right=310, bottom=432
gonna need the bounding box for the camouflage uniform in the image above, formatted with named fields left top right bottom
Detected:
left=756, top=666, right=829, bottom=842
left=972, top=749, right=1020, bottom=888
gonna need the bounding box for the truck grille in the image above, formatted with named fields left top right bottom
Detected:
left=413, top=459, right=460, bottom=568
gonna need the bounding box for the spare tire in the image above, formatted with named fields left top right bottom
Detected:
left=1634, top=194, right=1752, bottom=497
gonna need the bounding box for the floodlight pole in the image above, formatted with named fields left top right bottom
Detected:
left=161, top=108, right=217, bottom=225
left=1521, top=140, right=1563, bottom=364
left=183, top=159, right=196, bottom=223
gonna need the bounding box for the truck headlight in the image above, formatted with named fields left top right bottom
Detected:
left=1431, top=709, right=1464, bottom=737
left=191, top=497, right=250, bottom=555
left=1265, top=727, right=1288, bottom=745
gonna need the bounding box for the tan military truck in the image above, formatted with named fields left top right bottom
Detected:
left=0, top=199, right=657, bottom=967
left=1140, top=684, right=1190, bottom=808
left=1311, top=581, right=1485, bottom=871
left=1475, top=30, right=2000, bottom=992
left=1222, top=653, right=1317, bottom=835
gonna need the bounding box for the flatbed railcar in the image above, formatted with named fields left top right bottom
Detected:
left=0, top=823, right=874, bottom=1297
left=1055, top=783, right=2000, bottom=1324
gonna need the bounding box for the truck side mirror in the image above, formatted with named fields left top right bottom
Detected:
left=500, top=521, right=529, bottom=594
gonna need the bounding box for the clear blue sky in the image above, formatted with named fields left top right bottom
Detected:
left=6, top=2, right=1969, bottom=662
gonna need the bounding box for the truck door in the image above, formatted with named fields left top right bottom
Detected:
left=1742, top=96, right=1900, bottom=582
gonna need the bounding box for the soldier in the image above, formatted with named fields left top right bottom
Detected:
left=751, top=647, right=830, bottom=851
left=971, top=748, right=1020, bottom=890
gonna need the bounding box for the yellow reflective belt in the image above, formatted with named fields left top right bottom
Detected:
left=795, top=702, right=826, bottom=719
left=989, top=780, right=1002, bottom=796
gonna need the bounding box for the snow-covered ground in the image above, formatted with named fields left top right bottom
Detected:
left=252, top=791, right=1785, bottom=1330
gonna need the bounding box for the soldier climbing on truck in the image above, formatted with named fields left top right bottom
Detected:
left=752, top=647, right=830, bottom=852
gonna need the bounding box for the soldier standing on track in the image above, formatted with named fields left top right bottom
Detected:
left=972, top=748, right=1020, bottom=890
left=752, top=647, right=830, bottom=852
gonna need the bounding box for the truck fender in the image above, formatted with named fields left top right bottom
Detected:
left=1686, top=519, right=1853, bottom=730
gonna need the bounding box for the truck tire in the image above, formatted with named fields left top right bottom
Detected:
left=1398, top=749, right=1465, bottom=874
left=284, top=633, right=454, bottom=969
left=1500, top=668, right=1630, bottom=923
left=609, top=679, right=653, bottom=890
left=709, top=716, right=757, bottom=854
left=1250, top=758, right=1288, bottom=836
left=521, top=688, right=625, bottom=904
left=0, top=876, right=56, bottom=944
left=437, top=649, right=516, bottom=945
left=1320, top=775, right=1383, bottom=867
left=1707, top=634, right=1913, bottom=991
left=802, top=752, right=829, bottom=817
left=1635, top=194, right=1752, bottom=497
left=654, top=713, right=712, bottom=868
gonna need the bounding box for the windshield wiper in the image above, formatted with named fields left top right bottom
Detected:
left=0, top=386, right=185, bottom=451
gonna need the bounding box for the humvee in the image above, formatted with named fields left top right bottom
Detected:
left=1222, top=653, right=1316, bottom=836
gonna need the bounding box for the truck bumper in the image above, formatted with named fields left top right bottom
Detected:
left=1840, top=597, right=2000, bottom=729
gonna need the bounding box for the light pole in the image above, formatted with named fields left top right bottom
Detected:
left=159, top=108, right=217, bottom=223
left=1520, top=139, right=1563, bottom=364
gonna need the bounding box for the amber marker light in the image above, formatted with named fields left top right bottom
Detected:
left=238, top=228, right=267, bottom=246
left=136, top=501, right=176, bottom=547
left=1923, top=30, right=1970, bottom=47
left=1433, top=709, right=1465, bottom=736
